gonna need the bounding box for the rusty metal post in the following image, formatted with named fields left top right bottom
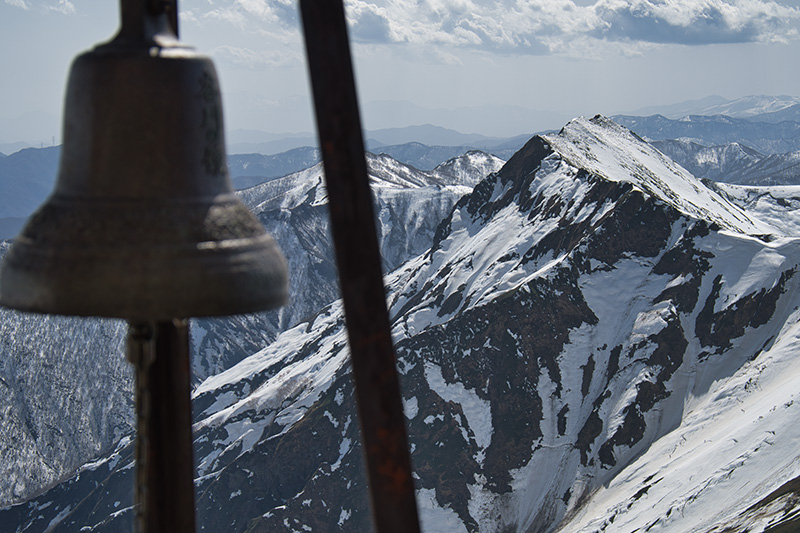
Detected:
left=128, top=320, right=196, bottom=533
left=299, top=1, right=422, bottom=531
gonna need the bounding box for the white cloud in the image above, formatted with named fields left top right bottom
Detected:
left=212, top=45, right=301, bottom=68
left=4, top=0, right=76, bottom=13
left=187, top=0, right=800, bottom=57
left=213, top=0, right=296, bottom=25
left=184, top=0, right=297, bottom=40
left=45, top=0, right=75, bottom=14
left=236, top=0, right=273, bottom=18
left=5, top=0, right=30, bottom=9
left=203, top=7, right=250, bottom=27
left=346, top=0, right=393, bottom=42
left=357, top=0, right=800, bottom=52
left=592, top=0, right=800, bottom=45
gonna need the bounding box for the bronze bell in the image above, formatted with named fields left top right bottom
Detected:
left=0, top=1, right=288, bottom=320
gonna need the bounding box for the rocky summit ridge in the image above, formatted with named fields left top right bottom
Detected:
left=3, top=116, right=800, bottom=532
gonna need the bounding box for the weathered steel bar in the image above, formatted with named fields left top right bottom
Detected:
left=128, top=320, right=196, bottom=533
left=298, top=1, right=422, bottom=531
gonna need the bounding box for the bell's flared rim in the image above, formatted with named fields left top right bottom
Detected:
left=0, top=236, right=289, bottom=319
left=0, top=196, right=289, bottom=319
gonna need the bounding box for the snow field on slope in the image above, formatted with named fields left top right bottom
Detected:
left=239, top=164, right=325, bottom=210
left=679, top=230, right=800, bottom=405
left=388, top=156, right=601, bottom=337
left=192, top=304, right=350, bottom=473
left=425, top=362, right=493, bottom=458
left=417, top=487, right=469, bottom=533
left=565, top=309, right=800, bottom=532
left=502, top=243, right=681, bottom=530
left=489, top=208, right=800, bottom=532
left=708, top=235, right=797, bottom=314
left=495, top=366, right=586, bottom=533
left=559, top=230, right=800, bottom=532
left=714, top=183, right=800, bottom=237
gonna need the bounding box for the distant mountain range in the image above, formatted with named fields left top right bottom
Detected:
left=612, top=113, right=800, bottom=154
left=0, top=141, right=521, bottom=240
left=361, top=100, right=571, bottom=139
left=228, top=143, right=509, bottom=189
left=9, top=103, right=800, bottom=240
left=227, top=124, right=531, bottom=156
left=4, top=94, right=796, bottom=156
left=630, top=94, right=800, bottom=120
left=651, top=140, right=800, bottom=186
left=0, top=146, right=61, bottom=239
left=0, top=146, right=60, bottom=219
left=228, top=147, right=321, bottom=189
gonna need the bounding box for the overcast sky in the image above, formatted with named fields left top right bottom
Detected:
left=2, top=0, right=800, bottom=142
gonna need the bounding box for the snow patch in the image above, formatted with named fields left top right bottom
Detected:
left=404, top=396, right=419, bottom=419
left=425, top=362, right=493, bottom=457
left=417, top=488, right=469, bottom=533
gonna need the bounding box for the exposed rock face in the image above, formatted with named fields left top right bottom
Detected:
left=4, top=117, right=800, bottom=533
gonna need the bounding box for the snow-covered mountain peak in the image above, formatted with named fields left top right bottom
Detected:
left=545, top=116, right=775, bottom=235
left=239, top=150, right=504, bottom=214
left=432, top=150, right=506, bottom=188
left=366, top=152, right=444, bottom=188
left=695, top=94, right=800, bottom=118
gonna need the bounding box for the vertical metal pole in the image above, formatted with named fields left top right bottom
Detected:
left=299, top=1, right=422, bottom=532
left=119, top=4, right=195, bottom=532
left=128, top=320, right=196, bottom=533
